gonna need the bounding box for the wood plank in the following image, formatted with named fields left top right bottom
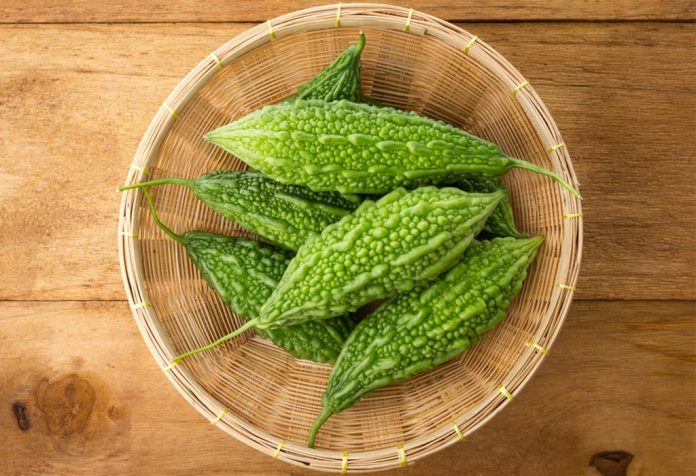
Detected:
left=0, top=22, right=693, bottom=301
left=1, top=0, right=694, bottom=23
left=475, top=22, right=696, bottom=300
left=0, top=300, right=693, bottom=474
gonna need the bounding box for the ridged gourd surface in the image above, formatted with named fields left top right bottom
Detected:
left=259, top=186, right=503, bottom=326
left=323, top=236, right=543, bottom=414
left=184, top=233, right=354, bottom=364
left=293, top=33, right=364, bottom=102
left=451, top=175, right=524, bottom=238
left=194, top=171, right=360, bottom=250
left=288, top=43, right=523, bottom=239
left=206, top=100, right=510, bottom=194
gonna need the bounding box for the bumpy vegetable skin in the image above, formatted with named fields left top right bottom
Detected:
left=142, top=190, right=354, bottom=364
left=186, top=234, right=355, bottom=364
left=293, top=43, right=524, bottom=238
left=169, top=186, right=503, bottom=362
left=260, top=186, right=504, bottom=326
left=453, top=176, right=524, bottom=238
left=205, top=99, right=580, bottom=197
left=120, top=171, right=360, bottom=250
left=308, top=236, right=544, bottom=447
left=292, top=32, right=365, bottom=102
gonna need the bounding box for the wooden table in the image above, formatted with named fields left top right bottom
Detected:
left=1, top=2, right=694, bottom=475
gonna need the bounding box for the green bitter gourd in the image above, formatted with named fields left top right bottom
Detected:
left=120, top=171, right=360, bottom=251
left=293, top=33, right=524, bottom=238
left=451, top=175, right=524, bottom=238
left=141, top=190, right=355, bottom=364
left=308, top=235, right=544, bottom=447
left=172, top=186, right=503, bottom=363
left=119, top=36, right=369, bottom=248
left=291, top=32, right=365, bottom=102
left=205, top=99, right=580, bottom=197
left=260, top=186, right=504, bottom=324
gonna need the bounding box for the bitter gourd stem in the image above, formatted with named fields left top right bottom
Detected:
left=171, top=319, right=259, bottom=363
left=142, top=189, right=185, bottom=244
left=355, top=31, right=366, bottom=54
left=509, top=159, right=581, bottom=198
left=308, top=407, right=333, bottom=448
left=118, top=177, right=195, bottom=192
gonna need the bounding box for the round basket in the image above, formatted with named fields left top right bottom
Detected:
left=118, top=3, right=582, bottom=473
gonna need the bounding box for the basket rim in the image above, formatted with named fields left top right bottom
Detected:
left=118, top=3, right=583, bottom=472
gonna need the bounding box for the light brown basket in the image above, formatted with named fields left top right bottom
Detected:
left=118, top=3, right=582, bottom=473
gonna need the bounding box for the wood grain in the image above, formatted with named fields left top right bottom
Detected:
left=1, top=300, right=693, bottom=475
left=2, top=3, right=694, bottom=474
left=0, top=22, right=693, bottom=301
left=2, top=0, right=695, bottom=23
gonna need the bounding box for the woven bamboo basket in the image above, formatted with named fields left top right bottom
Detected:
left=118, top=3, right=582, bottom=472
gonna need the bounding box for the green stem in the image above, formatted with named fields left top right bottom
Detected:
left=355, top=31, right=366, bottom=54
left=172, top=319, right=259, bottom=364
left=118, top=177, right=195, bottom=192
left=308, top=407, right=333, bottom=448
left=142, top=189, right=185, bottom=244
left=509, top=158, right=581, bottom=199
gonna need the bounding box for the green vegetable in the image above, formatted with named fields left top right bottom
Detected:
left=451, top=176, right=524, bottom=238
left=261, top=186, right=504, bottom=324
left=120, top=37, right=368, bottom=247
left=308, top=235, right=544, bottom=447
left=141, top=190, right=354, bottom=364
left=119, top=171, right=360, bottom=251
left=205, top=99, right=580, bottom=198
left=291, top=40, right=524, bottom=238
left=171, top=186, right=503, bottom=363
left=292, top=32, right=365, bottom=102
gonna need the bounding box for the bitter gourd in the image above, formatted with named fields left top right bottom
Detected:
left=172, top=186, right=503, bottom=363
left=260, top=186, right=504, bottom=324
left=308, top=235, right=544, bottom=447
left=120, top=171, right=360, bottom=251
left=141, top=190, right=355, bottom=364
left=451, top=176, right=524, bottom=238
left=120, top=37, right=368, bottom=247
left=291, top=37, right=524, bottom=238
left=205, top=99, right=580, bottom=197
left=291, top=32, right=365, bottom=102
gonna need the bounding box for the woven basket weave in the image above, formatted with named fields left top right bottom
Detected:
left=118, top=3, right=582, bottom=472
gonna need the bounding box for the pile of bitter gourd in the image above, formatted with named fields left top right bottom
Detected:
left=122, top=33, right=578, bottom=447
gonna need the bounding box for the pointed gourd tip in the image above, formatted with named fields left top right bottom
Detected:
left=204, top=128, right=224, bottom=143
left=528, top=235, right=545, bottom=249
left=482, top=189, right=505, bottom=210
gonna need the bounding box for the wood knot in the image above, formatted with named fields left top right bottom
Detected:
left=36, top=373, right=96, bottom=437
left=590, top=450, right=634, bottom=476
left=12, top=401, right=31, bottom=431
left=29, top=372, right=130, bottom=457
